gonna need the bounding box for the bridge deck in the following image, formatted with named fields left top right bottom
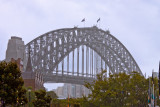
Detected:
left=44, top=74, right=95, bottom=85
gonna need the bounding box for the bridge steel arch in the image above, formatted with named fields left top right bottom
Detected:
left=25, top=26, right=142, bottom=84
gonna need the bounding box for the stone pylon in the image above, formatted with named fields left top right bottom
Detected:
left=6, top=36, right=25, bottom=62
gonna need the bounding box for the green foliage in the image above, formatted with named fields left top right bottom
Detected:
left=0, top=61, right=27, bottom=106
left=47, top=91, right=58, bottom=99
left=52, top=99, right=67, bottom=107
left=82, top=70, right=148, bottom=107
left=51, top=98, right=81, bottom=107
left=32, top=89, right=52, bottom=107
left=128, top=72, right=148, bottom=106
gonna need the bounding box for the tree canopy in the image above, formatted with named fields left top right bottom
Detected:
left=0, top=61, right=27, bottom=106
left=81, top=70, right=148, bottom=107
left=47, top=90, right=58, bottom=99
left=32, top=89, right=52, bottom=107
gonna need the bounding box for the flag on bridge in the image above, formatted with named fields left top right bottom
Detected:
left=81, top=18, right=85, bottom=22
left=97, top=18, right=100, bottom=23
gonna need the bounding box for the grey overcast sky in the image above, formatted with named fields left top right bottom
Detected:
left=0, top=0, right=160, bottom=78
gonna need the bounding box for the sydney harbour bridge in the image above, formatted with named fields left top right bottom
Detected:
left=24, top=26, right=142, bottom=85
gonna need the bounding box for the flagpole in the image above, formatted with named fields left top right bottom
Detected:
left=148, top=77, right=151, bottom=107
left=81, top=18, right=85, bottom=27
left=151, top=71, right=153, bottom=107
left=153, top=83, right=154, bottom=107
left=68, top=93, right=70, bottom=107
left=152, top=69, right=155, bottom=107
left=155, top=89, right=157, bottom=106
left=99, top=20, right=101, bottom=28
left=97, top=18, right=100, bottom=28
left=159, top=61, right=160, bottom=100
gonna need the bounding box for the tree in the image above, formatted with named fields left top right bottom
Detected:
left=0, top=61, right=27, bottom=106
left=82, top=70, right=148, bottom=107
left=128, top=71, right=148, bottom=106
left=32, top=89, right=52, bottom=107
left=47, top=91, right=58, bottom=99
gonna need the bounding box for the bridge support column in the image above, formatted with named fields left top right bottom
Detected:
left=77, top=47, right=79, bottom=76
left=91, top=50, right=93, bottom=77
left=67, top=54, right=69, bottom=75
left=94, top=52, right=98, bottom=78
left=82, top=45, right=84, bottom=76
left=72, top=50, right=74, bottom=75
left=86, top=47, right=89, bottom=77
left=90, top=48, right=91, bottom=77
left=105, top=62, right=107, bottom=77
left=56, top=65, right=58, bottom=75
left=101, top=57, right=103, bottom=70
left=62, top=59, right=64, bottom=76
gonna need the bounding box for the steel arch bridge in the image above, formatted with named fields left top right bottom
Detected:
left=24, top=26, right=142, bottom=84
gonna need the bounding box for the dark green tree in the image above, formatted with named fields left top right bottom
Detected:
left=0, top=61, right=27, bottom=107
left=47, top=90, right=58, bottom=99
left=128, top=71, right=148, bottom=106
left=82, top=70, right=148, bottom=107
left=32, top=89, right=52, bottom=107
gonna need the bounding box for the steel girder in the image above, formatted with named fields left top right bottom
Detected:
left=25, top=26, right=142, bottom=82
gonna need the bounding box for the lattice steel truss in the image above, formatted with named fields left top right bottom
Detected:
left=24, top=26, right=142, bottom=83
